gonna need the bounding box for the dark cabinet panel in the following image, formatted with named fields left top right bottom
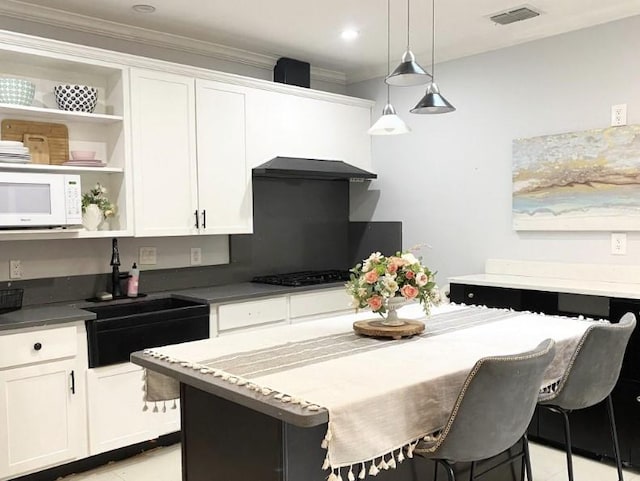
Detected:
left=613, top=380, right=640, bottom=466
left=449, top=284, right=522, bottom=309
left=609, top=299, right=640, bottom=382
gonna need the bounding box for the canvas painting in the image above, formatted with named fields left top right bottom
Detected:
left=512, top=124, right=640, bottom=230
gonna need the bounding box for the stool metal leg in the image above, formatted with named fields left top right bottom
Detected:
left=439, top=460, right=456, bottom=481
left=523, top=434, right=533, bottom=481
left=469, top=461, right=475, bottom=481
left=606, top=394, right=624, bottom=481
left=560, top=409, right=574, bottom=481
left=434, top=459, right=439, bottom=481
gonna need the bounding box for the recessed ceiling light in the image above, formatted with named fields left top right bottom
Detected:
left=341, top=29, right=359, bottom=41
left=132, top=4, right=156, bottom=13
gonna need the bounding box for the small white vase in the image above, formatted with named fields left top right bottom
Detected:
left=82, top=204, right=103, bottom=231
left=381, top=297, right=408, bottom=326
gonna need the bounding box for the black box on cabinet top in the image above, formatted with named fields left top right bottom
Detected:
left=274, top=57, right=310, bottom=88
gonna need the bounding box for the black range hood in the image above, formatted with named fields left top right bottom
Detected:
left=252, top=157, right=377, bottom=181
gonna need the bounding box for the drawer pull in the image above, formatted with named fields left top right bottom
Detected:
left=467, top=292, right=475, bottom=299
left=636, top=396, right=640, bottom=403
left=33, top=342, right=42, bottom=351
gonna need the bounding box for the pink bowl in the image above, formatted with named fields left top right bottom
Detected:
left=70, top=150, right=96, bottom=161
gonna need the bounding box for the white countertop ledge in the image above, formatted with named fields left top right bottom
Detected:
left=448, top=273, right=640, bottom=300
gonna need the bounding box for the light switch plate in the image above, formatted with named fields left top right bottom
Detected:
left=611, top=233, right=627, bottom=255
left=190, top=247, right=202, bottom=265
left=139, top=247, right=157, bottom=265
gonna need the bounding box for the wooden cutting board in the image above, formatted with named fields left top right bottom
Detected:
left=1, top=119, right=69, bottom=165
left=22, top=134, right=50, bottom=164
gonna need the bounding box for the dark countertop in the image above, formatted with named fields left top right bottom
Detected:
left=0, top=282, right=346, bottom=332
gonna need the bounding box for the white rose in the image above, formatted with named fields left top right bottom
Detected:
left=380, top=275, right=398, bottom=295
left=416, top=272, right=429, bottom=287
left=401, top=252, right=419, bottom=265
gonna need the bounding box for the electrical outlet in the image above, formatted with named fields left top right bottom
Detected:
left=190, top=247, right=202, bottom=265
left=9, top=260, right=22, bottom=279
left=611, top=233, right=627, bottom=255
left=611, top=104, right=627, bottom=126
left=139, top=247, right=157, bottom=265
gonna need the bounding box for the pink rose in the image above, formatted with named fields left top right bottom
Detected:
left=387, top=263, right=398, bottom=274
left=405, top=270, right=415, bottom=280
left=416, top=272, right=429, bottom=287
left=400, top=285, right=419, bottom=299
left=368, top=295, right=383, bottom=311
left=364, top=270, right=379, bottom=284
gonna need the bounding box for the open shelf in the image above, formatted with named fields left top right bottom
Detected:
left=0, top=163, right=123, bottom=174
left=0, top=104, right=123, bottom=124
left=0, top=228, right=131, bottom=241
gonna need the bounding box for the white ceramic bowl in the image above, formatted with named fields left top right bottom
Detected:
left=0, top=78, right=35, bottom=106
left=54, top=84, right=98, bottom=113
left=70, top=150, right=96, bottom=160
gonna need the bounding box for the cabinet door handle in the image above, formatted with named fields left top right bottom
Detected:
left=202, top=210, right=206, bottom=229
left=467, top=292, right=475, bottom=299
left=33, top=342, right=42, bottom=351
left=70, top=370, right=76, bottom=395
left=636, top=396, right=640, bottom=403
left=194, top=210, right=200, bottom=229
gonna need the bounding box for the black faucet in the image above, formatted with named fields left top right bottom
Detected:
left=110, top=238, right=123, bottom=298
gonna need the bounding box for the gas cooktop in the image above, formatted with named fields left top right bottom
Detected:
left=252, top=270, right=351, bottom=287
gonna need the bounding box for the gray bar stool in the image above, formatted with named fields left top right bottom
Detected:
left=538, top=312, right=636, bottom=481
left=414, top=339, right=556, bottom=481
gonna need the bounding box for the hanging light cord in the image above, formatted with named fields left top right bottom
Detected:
left=386, top=0, right=391, bottom=103
left=431, top=0, right=435, bottom=81
left=406, top=0, right=411, bottom=49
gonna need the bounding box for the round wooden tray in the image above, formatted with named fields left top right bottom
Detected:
left=353, top=319, right=425, bottom=340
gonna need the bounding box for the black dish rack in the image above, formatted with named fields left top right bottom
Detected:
left=0, top=288, right=23, bottom=314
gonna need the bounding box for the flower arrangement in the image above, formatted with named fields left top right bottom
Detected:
left=345, top=250, right=440, bottom=316
left=82, top=183, right=115, bottom=218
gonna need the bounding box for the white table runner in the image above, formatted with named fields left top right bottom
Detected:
left=142, top=304, right=594, bottom=480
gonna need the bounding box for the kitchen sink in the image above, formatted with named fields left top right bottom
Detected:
left=84, top=297, right=202, bottom=320
left=84, top=297, right=210, bottom=367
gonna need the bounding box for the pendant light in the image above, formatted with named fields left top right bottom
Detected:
left=369, top=0, right=411, bottom=136
left=411, top=0, right=455, bottom=114
left=385, top=0, right=431, bottom=87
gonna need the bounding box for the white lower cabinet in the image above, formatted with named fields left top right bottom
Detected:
left=215, top=288, right=355, bottom=334
left=289, top=288, right=354, bottom=321
left=0, top=334, right=86, bottom=479
left=86, top=362, right=179, bottom=455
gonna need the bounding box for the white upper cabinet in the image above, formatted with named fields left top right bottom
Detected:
left=130, top=70, right=251, bottom=236
left=196, top=80, right=252, bottom=234
left=0, top=39, right=132, bottom=240
left=245, top=88, right=372, bottom=171
left=130, top=69, right=199, bottom=237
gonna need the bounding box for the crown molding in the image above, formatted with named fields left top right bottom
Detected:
left=0, top=0, right=347, bottom=85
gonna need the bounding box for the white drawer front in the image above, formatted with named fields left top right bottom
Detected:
left=0, top=326, right=77, bottom=369
left=218, top=297, right=287, bottom=331
left=290, top=288, right=353, bottom=319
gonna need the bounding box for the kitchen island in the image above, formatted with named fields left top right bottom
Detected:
left=132, top=303, right=594, bottom=481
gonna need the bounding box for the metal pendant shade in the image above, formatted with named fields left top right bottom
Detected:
left=370, top=0, right=410, bottom=136
left=411, top=82, right=455, bottom=114
left=385, top=0, right=430, bottom=87
left=411, top=0, right=455, bottom=114
left=385, top=50, right=430, bottom=86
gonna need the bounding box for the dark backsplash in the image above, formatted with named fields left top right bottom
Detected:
left=231, top=177, right=350, bottom=275
left=10, top=177, right=401, bottom=306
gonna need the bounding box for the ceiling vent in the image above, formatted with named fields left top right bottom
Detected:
left=490, top=6, right=540, bottom=25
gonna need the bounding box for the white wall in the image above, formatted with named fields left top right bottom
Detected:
left=348, top=15, right=640, bottom=284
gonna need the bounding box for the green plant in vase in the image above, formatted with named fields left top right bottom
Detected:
left=82, top=183, right=115, bottom=231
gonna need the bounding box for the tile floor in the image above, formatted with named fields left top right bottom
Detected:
left=59, top=442, right=639, bottom=481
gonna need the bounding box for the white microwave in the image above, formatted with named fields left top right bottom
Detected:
left=0, top=172, right=82, bottom=228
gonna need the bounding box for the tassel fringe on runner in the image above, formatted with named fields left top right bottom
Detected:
left=141, top=348, right=448, bottom=479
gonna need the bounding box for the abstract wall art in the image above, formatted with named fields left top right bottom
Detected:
left=512, top=124, right=640, bottom=230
